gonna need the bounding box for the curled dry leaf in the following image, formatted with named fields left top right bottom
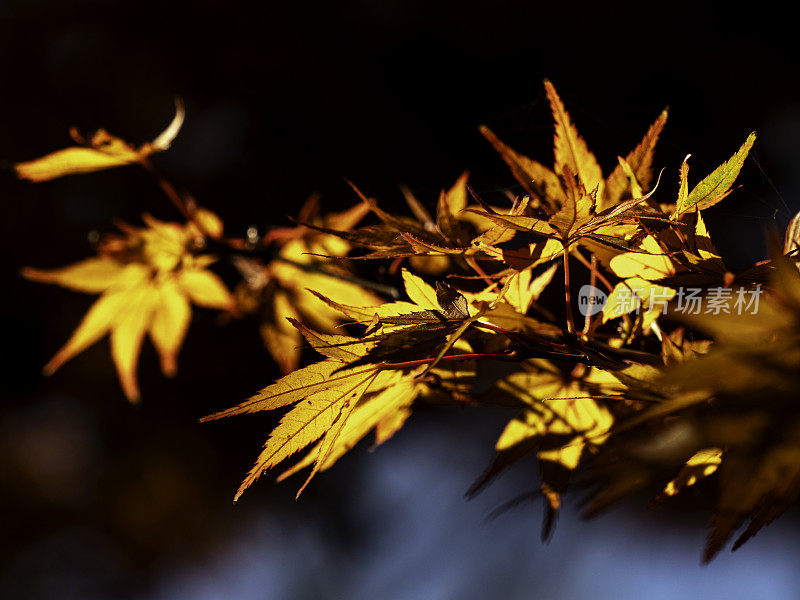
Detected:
left=15, top=99, right=185, bottom=182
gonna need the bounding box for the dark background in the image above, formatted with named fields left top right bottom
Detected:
left=2, top=1, right=800, bottom=598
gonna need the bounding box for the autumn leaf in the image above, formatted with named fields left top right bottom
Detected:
left=469, top=361, right=620, bottom=537
left=675, top=132, right=756, bottom=213
left=203, top=269, right=491, bottom=498
left=202, top=318, right=430, bottom=499
left=23, top=212, right=234, bottom=402
left=234, top=198, right=383, bottom=373
left=23, top=82, right=800, bottom=563
left=544, top=79, right=604, bottom=197
left=656, top=448, right=722, bottom=502
left=470, top=176, right=665, bottom=274
left=15, top=100, right=185, bottom=182
left=479, top=125, right=564, bottom=212
left=502, top=264, right=559, bottom=315
left=483, top=81, right=667, bottom=217
left=277, top=373, right=420, bottom=482
left=232, top=368, right=381, bottom=500
left=584, top=253, right=800, bottom=560
left=603, top=109, right=668, bottom=210
left=602, top=277, right=676, bottom=328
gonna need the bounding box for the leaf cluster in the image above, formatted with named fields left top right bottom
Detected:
left=18, top=82, right=799, bottom=562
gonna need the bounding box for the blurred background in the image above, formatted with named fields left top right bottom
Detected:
left=3, top=1, right=800, bottom=598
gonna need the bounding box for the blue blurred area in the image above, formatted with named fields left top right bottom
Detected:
left=2, top=1, right=800, bottom=598
left=4, top=396, right=800, bottom=599
left=147, top=421, right=800, bottom=600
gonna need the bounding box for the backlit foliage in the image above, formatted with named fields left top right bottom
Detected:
left=19, top=81, right=800, bottom=562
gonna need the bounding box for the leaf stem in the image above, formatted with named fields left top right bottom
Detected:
left=563, top=247, right=575, bottom=335
left=573, top=249, right=614, bottom=292
left=465, top=255, right=495, bottom=287
left=141, top=160, right=403, bottom=299
left=583, top=253, right=597, bottom=335
left=139, top=158, right=193, bottom=222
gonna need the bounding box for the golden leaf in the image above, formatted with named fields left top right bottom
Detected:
left=232, top=369, right=381, bottom=500
left=492, top=363, right=615, bottom=466
left=24, top=212, right=234, bottom=402
left=22, top=257, right=145, bottom=293
left=503, top=264, right=558, bottom=314
left=203, top=320, right=428, bottom=499
left=602, top=277, right=676, bottom=327
left=277, top=372, right=419, bottom=481
left=436, top=171, right=469, bottom=239
left=603, top=109, right=668, bottom=209
left=204, top=359, right=379, bottom=420
left=401, top=268, right=441, bottom=310
left=544, top=79, right=603, bottom=198
left=609, top=235, right=675, bottom=280
left=479, top=125, right=564, bottom=211
left=149, top=279, right=192, bottom=376
left=659, top=448, right=722, bottom=499
left=15, top=100, right=185, bottom=182
left=238, top=200, right=383, bottom=373
left=676, top=132, right=756, bottom=213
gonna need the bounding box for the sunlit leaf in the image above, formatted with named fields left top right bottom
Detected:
left=677, top=132, right=756, bottom=213
left=658, top=448, right=722, bottom=501
left=25, top=212, right=233, bottom=402
left=15, top=100, right=185, bottom=182
left=603, top=109, right=668, bottom=209
left=544, top=79, right=603, bottom=197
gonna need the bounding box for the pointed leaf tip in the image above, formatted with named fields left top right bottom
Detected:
left=678, top=131, right=756, bottom=213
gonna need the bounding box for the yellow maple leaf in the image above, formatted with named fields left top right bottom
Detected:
left=234, top=199, right=382, bottom=373
left=493, top=363, right=615, bottom=471
left=544, top=79, right=604, bottom=198
left=203, top=317, right=429, bottom=500
left=603, top=110, right=669, bottom=210
left=482, top=80, right=667, bottom=216
left=469, top=361, right=619, bottom=538
left=608, top=235, right=675, bottom=280
left=15, top=100, right=185, bottom=182
left=23, top=212, right=234, bottom=402
left=277, top=372, right=420, bottom=482
left=675, top=132, right=756, bottom=214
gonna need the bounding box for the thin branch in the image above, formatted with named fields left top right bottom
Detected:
left=465, top=255, right=495, bottom=287
left=379, top=352, right=518, bottom=370
left=399, top=183, right=436, bottom=231
left=583, top=253, right=598, bottom=335
left=563, top=247, right=576, bottom=335
left=420, top=317, right=477, bottom=377
left=139, top=157, right=193, bottom=221
left=573, top=248, right=614, bottom=292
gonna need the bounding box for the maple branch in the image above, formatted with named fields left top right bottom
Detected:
left=205, top=237, right=402, bottom=299
left=379, top=340, right=599, bottom=371
left=378, top=352, right=518, bottom=370
left=420, top=317, right=477, bottom=377
left=563, top=247, right=576, bottom=335
left=573, top=249, right=614, bottom=292
left=465, top=255, right=495, bottom=287
left=583, top=253, right=597, bottom=335
left=270, top=253, right=401, bottom=299
left=139, top=157, right=194, bottom=221
left=470, top=321, right=574, bottom=354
